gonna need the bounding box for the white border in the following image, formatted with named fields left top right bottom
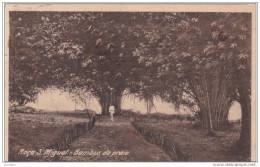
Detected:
left=0, top=1, right=258, bottom=167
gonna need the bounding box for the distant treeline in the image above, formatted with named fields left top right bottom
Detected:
left=119, top=109, right=241, bottom=126
left=119, top=109, right=196, bottom=122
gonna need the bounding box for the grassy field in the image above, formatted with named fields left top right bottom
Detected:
left=132, top=118, right=245, bottom=161
left=8, top=110, right=94, bottom=161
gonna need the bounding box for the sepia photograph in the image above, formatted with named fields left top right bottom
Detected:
left=4, top=3, right=257, bottom=163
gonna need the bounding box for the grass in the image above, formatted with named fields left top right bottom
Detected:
left=132, top=118, right=245, bottom=161
left=8, top=107, right=246, bottom=162
left=8, top=110, right=95, bottom=162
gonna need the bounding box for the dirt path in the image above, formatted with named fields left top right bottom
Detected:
left=58, top=116, right=172, bottom=162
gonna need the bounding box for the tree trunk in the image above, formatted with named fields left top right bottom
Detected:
left=100, top=92, right=111, bottom=115
left=19, top=97, right=27, bottom=106
left=113, top=91, right=123, bottom=113
left=101, top=101, right=109, bottom=115
left=236, top=87, right=251, bottom=159
left=146, top=99, right=153, bottom=114
left=204, top=108, right=215, bottom=136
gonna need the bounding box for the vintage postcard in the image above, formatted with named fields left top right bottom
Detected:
left=4, top=3, right=256, bottom=163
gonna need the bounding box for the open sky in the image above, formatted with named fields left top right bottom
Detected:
left=27, top=88, right=241, bottom=120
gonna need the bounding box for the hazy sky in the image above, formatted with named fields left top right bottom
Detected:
left=27, top=88, right=241, bottom=120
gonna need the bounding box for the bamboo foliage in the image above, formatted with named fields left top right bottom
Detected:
left=188, top=66, right=233, bottom=133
